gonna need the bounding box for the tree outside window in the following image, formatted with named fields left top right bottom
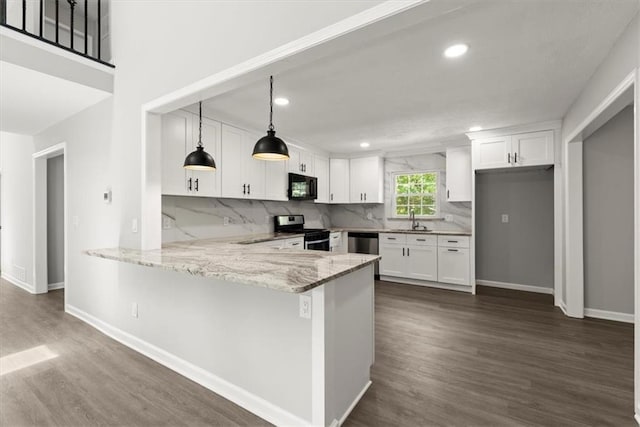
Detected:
left=393, top=171, right=438, bottom=218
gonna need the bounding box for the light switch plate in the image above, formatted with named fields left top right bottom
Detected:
left=445, top=214, right=453, bottom=222
left=501, top=214, right=509, bottom=223
left=132, top=218, right=138, bottom=233
left=223, top=217, right=230, bottom=226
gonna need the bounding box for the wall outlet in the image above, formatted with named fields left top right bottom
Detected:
left=131, top=302, right=138, bottom=318
left=223, top=217, right=230, bottom=226
left=132, top=218, right=138, bottom=233
left=14, top=265, right=26, bottom=282
left=445, top=214, right=453, bottom=222
left=501, top=214, right=509, bottom=223
left=299, top=295, right=312, bottom=319
left=162, top=216, right=172, bottom=230
left=366, top=212, right=373, bottom=220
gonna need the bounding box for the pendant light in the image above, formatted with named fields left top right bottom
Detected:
left=252, top=75, right=290, bottom=160
left=184, top=101, right=216, bottom=171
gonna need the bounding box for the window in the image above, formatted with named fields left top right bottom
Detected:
left=392, top=171, right=438, bottom=218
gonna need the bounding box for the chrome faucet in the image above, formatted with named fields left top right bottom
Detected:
left=410, top=210, right=419, bottom=230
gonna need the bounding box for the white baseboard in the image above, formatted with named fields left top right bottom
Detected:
left=1, top=272, right=34, bottom=294
left=65, top=304, right=310, bottom=427
left=584, top=308, right=634, bottom=324
left=476, top=279, right=554, bottom=295
left=559, top=301, right=568, bottom=316
left=634, top=412, right=640, bottom=426
left=48, top=282, right=65, bottom=290
left=338, top=380, right=371, bottom=426
left=380, top=276, right=473, bottom=293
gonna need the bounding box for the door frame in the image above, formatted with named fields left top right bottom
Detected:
left=32, top=143, right=67, bottom=303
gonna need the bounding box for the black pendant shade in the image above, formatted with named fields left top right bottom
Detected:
left=184, top=101, right=216, bottom=171
left=253, top=76, right=289, bottom=161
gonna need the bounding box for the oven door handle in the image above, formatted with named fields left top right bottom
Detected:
left=305, top=238, right=330, bottom=245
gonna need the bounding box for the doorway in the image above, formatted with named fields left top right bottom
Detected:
left=33, top=143, right=67, bottom=304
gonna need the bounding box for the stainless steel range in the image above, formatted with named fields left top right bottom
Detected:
left=273, top=215, right=330, bottom=251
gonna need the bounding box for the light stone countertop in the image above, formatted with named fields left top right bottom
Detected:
left=85, top=234, right=379, bottom=294
left=329, top=228, right=472, bottom=236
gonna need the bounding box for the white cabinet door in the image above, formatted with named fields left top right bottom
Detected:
left=350, top=156, right=383, bottom=203
left=446, top=146, right=471, bottom=202
left=284, top=237, right=304, bottom=250
left=288, top=147, right=301, bottom=174
left=161, top=111, right=191, bottom=196
left=265, top=158, right=288, bottom=201
left=314, top=155, right=330, bottom=203
left=379, top=243, right=406, bottom=277
left=190, top=117, right=222, bottom=197
left=511, top=130, right=554, bottom=167
left=221, top=124, right=246, bottom=198
left=437, top=247, right=470, bottom=286
left=407, top=245, right=438, bottom=281
left=473, top=136, right=512, bottom=170
left=329, top=158, right=350, bottom=203
left=300, top=151, right=314, bottom=176
left=244, top=131, right=266, bottom=200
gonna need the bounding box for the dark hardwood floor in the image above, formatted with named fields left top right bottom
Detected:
left=0, top=279, right=633, bottom=426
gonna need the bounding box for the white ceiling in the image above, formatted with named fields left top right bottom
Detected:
left=202, top=0, right=639, bottom=155
left=0, top=61, right=111, bottom=135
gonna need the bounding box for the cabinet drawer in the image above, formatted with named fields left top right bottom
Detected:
left=380, top=233, right=406, bottom=244
left=437, top=235, right=470, bottom=248
left=284, top=238, right=304, bottom=249
left=437, top=247, right=470, bottom=286
left=407, top=235, right=437, bottom=246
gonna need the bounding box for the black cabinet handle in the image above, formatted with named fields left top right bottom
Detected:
left=514, top=152, right=518, bottom=163
left=447, top=189, right=450, bottom=199
left=417, top=238, right=426, bottom=242
left=360, top=193, right=363, bottom=201
left=364, top=193, right=367, bottom=201
left=402, top=248, right=405, bottom=256
left=387, top=237, right=396, bottom=240
left=508, top=153, right=511, bottom=163
left=448, top=240, right=458, bottom=243
left=195, top=179, right=199, bottom=192
left=330, top=193, right=333, bottom=201
left=448, top=249, right=459, bottom=252
left=243, top=184, right=246, bottom=195
left=248, top=184, right=251, bottom=195
left=188, top=178, right=192, bottom=191
left=407, top=248, right=410, bottom=256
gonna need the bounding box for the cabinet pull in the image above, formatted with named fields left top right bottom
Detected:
left=514, top=152, right=518, bottom=163
left=360, top=193, right=363, bottom=201
left=507, top=153, right=511, bottom=163
left=387, top=237, right=396, bottom=240
left=448, top=249, right=459, bottom=252
left=448, top=240, right=458, bottom=243
left=402, top=248, right=405, bottom=256
left=407, top=247, right=410, bottom=256
left=243, top=184, right=246, bottom=195
left=291, top=242, right=300, bottom=246
left=447, top=190, right=450, bottom=199
left=364, top=193, right=367, bottom=201
left=195, top=178, right=199, bottom=192
left=330, top=193, right=333, bottom=201
left=247, top=184, right=251, bottom=195
left=417, top=238, right=426, bottom=242
left=188, top=178, right=192, bottom=191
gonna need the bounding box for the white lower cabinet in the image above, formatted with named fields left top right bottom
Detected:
left=329, top=232, right=347, bottom=253
left=379, top=233, right=471, bottom=289
left=253, top=237, right=304, bottom=250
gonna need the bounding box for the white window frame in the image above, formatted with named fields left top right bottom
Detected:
left=391, top=170, right=440, bottom=219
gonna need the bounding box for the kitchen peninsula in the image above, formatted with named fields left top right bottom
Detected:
left=86, top=236, right=378, bottom=427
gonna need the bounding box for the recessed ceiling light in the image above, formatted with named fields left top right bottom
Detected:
left=469, top=126, right=483, bottom=132
left=274, top=97, right=289, bottom=106
left=444, top=44, right=469, bottom=58
left=360, top=142, right=370, bottom=148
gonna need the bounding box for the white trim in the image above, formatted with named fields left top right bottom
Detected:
left=584, top=308, right=634, bottom=324
left=1, top=272, right=34, bottom=293
left=48, top=281, right=64, bottom=290
left=389, top=170, right=440, bottom=220
left=33, top=142, right=66, bottom=159
left=466, top=120, right=562, bottom=141
left=380, top=276, right=473, bottom=293
left=476, top=279, right=554, bottom=295
left=559, top=301, right=568, bottom=316
left=338, top=381, right=371, bottom=426
left=65, top=304, right=310, bottom=427
left=564, top=70, right=636, bottom=144
left=635, top=412, right=640, bottom=426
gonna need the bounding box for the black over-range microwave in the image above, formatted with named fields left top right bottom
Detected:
left=288, top=173, right=317, bottom=201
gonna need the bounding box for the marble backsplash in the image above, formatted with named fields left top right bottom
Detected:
left=162, top=153, right=472, bottom=243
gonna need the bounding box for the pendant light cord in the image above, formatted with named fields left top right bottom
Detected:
left=269, top=75, right=274, bottom=131
left=198, top=101, right=203, bottom=147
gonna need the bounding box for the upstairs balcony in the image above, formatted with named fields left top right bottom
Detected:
left=0, top=0, right=114, bottom=135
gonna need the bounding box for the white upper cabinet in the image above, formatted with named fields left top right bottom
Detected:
left=349, top=156, right=384, bottom=203
left=161, top=110, right=221, bottom=197
left=329, top=158, right=350, bottom=203
left=221, top=124, right=266, bottom=200
left=472, top=129, right=554, bottom=171
left=473, top=136, right=512, bottom=170
left=314, top=155, right=330, bottom=204
left=288, top=146, right=314, bottom=176
left=445, top=146, right=472, bottom=202
left=510, top=130, right=554, bottom=167
left=265, top=157, right=288, bottom=201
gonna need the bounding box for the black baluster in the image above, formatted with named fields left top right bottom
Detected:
left=84, top=0, right=87, bottom=54
left=69, top=0, right=76, bottom=50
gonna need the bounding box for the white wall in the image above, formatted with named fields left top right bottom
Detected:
left=0, top=132, right=34, bottom=290
left=47, top=154, right=64, bottom=285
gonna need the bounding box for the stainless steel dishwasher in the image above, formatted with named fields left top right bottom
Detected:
left=348, top=232, right=379, bottom=278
